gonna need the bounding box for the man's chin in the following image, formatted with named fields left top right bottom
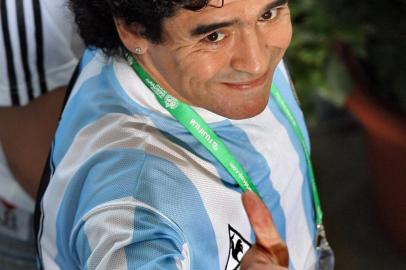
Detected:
left=215, top=100, right=268, bottom=120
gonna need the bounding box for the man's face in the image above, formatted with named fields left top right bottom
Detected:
left=139, top=0, right=292, bottom=119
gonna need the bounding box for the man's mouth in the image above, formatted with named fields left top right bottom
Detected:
left=221, top=72, right=268, bottom=90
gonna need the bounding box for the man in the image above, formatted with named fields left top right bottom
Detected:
left=0, top=0, right=82, bottom=268
left=36, top=0, right=326, bottom=269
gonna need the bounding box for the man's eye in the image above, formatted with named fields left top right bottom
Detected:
left=205, top=32, right=225, bottom=43
left=259, top=8, right=278, bottom=21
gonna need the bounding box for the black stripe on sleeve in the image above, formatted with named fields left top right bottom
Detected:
left=16, top=0, right=34, bottom=100
left=1, top=0, right=20, bottom=105
left=32, top=0, right=47, bottom=94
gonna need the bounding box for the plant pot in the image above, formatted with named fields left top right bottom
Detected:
left=346, top=87, right=406, bottom=253
left=333, top=42, right=406, bottom=253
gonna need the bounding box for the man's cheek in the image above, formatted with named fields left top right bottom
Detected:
left=268, top=23, right=292, bottom=49
left=189, top=63, right=222, bottom=84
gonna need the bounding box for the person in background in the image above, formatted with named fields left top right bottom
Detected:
left=0, top=0, right=82, bottom=268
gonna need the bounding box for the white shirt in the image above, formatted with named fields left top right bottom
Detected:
left=0, top=0, right=82, bottom=212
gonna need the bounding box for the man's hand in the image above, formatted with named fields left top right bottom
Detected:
left=241, top=191, right=289, bottom=270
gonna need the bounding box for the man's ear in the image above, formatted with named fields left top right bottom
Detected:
left=114, top=18, right=149, bottom=54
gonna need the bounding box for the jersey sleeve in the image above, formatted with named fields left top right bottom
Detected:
left=0, top=0, right=83, bottom=106
left=275, top=60, right=311, bottom=151
left=72, top=199, right=189, bottom=270
left=37, top=0, right=84, bottom=93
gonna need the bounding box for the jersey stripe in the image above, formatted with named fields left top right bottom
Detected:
left=0, top=0, right=19, bottom=105
left=266, top=67, right=317, bottom=268
left=32, top=0, right=47, bottom=94
left=16, top=0, right=34, bottom=100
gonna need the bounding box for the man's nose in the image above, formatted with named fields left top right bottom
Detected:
left=230, top=30, right=268, bottom=76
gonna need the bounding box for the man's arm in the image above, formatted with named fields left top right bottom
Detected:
left=71, top=200, right=187, bottom=269
left=0, top=86, right=65, bottom=198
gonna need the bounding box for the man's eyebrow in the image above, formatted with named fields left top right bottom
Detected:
left=189, top=0, right=288, bottom=37
left=190, top=20, right=238, bottom=37
left=263, top=0, right=288, bottom=12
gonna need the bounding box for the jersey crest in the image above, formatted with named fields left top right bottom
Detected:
left=225, top=224, right=252, bottom=270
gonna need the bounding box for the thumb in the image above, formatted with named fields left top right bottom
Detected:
left=242, top=191, right=289, bottom=267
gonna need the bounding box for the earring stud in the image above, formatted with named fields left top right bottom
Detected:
left=134, top=47, right=142, bottom=54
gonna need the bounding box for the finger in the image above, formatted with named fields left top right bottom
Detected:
left=242, top=191, right=289, bottom=266
left=242, top=191, right=281, bottom=247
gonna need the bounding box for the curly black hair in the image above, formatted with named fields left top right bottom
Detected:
left=70, top=0, right=224, bottom=55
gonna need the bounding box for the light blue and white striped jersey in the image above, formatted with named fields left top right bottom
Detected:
left=38, top=49, right=317, bottom=270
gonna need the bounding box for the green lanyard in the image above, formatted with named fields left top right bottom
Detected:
left=125, top=52, right=329, bottom=249
left=270, top=85, right=322, bottom=225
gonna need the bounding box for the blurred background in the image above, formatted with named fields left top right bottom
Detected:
left=285, top=0, right=406, bottom=269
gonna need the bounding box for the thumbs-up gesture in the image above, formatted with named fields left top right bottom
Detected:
left=241, top=192, right=289, bottom=270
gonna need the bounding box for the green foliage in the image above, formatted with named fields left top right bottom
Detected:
left=325, top=0, right=406, bottom=114
left=285, top=0, right=406, bottom=119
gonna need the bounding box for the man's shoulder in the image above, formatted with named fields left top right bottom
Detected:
left=276, top=61, right=301, bottom=105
